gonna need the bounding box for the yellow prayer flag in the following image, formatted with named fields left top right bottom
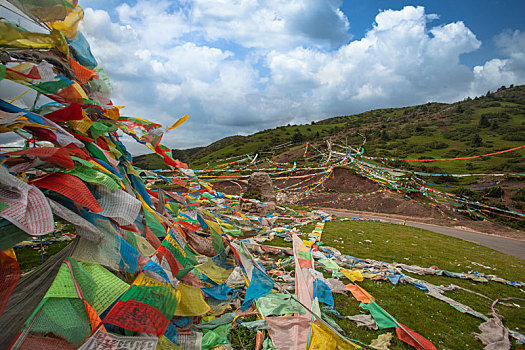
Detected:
left=195, top=259, right=232, bottom=284
left=174, top=283, right=210, bottom=316
left=167, top=114, right=189, bottom=131
left=340, top=269, right=364, bottom=282
left=0, top=23, right=67, bottom=52
left=47, top=6, right=84, bottom=39
left=204, top=219, right=223, bottom=234
left=308, top=322, right=360, bottom=350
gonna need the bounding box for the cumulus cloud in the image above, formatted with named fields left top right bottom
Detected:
left=267, top=6, right=482, bottom=116
left=77, top=2, right=525, bottom=154
left=190, top=0, right=351, bottom=49
left=470, top=30, right=525, bottom=93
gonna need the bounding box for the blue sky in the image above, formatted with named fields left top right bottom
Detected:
left=66, top=1, right=525, bottom=153
left=341, top=0, right=525, bottom=67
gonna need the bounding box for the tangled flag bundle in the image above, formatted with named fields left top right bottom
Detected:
left=1, top=2, right=524, bottom=350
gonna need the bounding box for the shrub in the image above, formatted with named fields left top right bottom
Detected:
left=471, top=134, right=483, bottom=147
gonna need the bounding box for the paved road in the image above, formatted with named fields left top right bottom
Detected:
left=323, top=210, right=525, bottom=260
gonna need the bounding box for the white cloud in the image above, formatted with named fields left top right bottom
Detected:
left=190, top=0, right=351, bottom=49
left=469, top=30, right=525, bottom=94
left=77, top=3, right=525, bottom=154
left=266, top=6, right=482, bottom=115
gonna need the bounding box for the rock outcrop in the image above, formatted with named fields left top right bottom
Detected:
left=247, top=172, right=276, bottom=202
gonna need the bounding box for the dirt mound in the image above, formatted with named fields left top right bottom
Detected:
left=301, top=190, right=444, bottom=219
left=296, top=166, right=446, bottom=218
left=323, top=167, right=381, bottom=193
left=212, top=180, right=247, bottom=195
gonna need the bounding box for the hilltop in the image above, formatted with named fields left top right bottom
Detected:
left=135, top=85, right=525, bottom=174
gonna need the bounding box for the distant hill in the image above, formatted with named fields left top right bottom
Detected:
left=134, top=85, right=525, bottom=174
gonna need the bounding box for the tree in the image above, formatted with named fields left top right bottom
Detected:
left=479, top=114, right=490, bottom=128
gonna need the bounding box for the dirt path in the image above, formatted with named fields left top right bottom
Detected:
left=321, top=208, right=525, bottom=260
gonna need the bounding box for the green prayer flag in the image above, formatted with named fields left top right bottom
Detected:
left=255, top=293, right=305, bottom=317
left=144, top=209, right=166, bottom=238
left=201, top=323, right=232, bottom=350
left=360, top=301, right=398, bottom=329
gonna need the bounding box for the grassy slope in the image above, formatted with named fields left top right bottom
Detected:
left=150, top=85, right=523, bottom=173
left=134, top=86, right=524, bottom=174
left=265, top=219, right=525, bottom=350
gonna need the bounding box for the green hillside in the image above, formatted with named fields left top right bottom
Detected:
left=134, top=85, right=525, bottom=174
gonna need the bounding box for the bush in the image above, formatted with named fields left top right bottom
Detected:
left=480, top=101, right=501, bottom=108
left=502, top=132, right=525, bottom=141
left=479, top=114, right=490, bottom=128
left=291, top=131, right=305, bottom=143
left=471, top=134, right=483, bottom=147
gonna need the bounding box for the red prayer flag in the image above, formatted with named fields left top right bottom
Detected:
left=32, top=172, right=102, bottom=212
left=44, top=103, right=83, bottom=123
left=396, top=323, right=437, bottom=350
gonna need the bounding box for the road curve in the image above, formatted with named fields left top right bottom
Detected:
left=321, top=209, right=525, bottom=260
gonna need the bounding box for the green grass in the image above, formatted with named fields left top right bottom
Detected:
left=14, top=239, right=72, bottom=273
left=230, top=315, right=259, bottom=349
left=264, top=219, right=525, bottom=349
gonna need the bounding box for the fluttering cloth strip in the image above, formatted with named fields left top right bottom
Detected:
left=94, top=186, right=141, bottom=225
left=0, top=249, right=21, bottom=316
left=241, top=263, right=274, bottom=311
left=48, top=198, right=103, bottom=243
left=78, top=326, right=158, bottom=350
left=265, top=316, right=311, bottom=350
left=0, top=165, right=54, bottom=235
left=3, top=147, right=75, bottom=169
left=32, top=172, right=102, bottom=213
left=292, top=234, right=314, bottom=309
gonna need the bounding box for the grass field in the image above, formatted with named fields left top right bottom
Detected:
left=14, top=239, right=72, bottom=273
left=259, top=219, right=525, bottom=349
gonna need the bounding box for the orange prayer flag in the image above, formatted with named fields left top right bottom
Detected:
left=68, top=56, right=98, bottom=84
left=345, top=283, right=375, bottom=304
left=84, top=300, right=105, bottom=332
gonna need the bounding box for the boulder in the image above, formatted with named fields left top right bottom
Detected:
left=247, top=172, right=276, bottom=202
